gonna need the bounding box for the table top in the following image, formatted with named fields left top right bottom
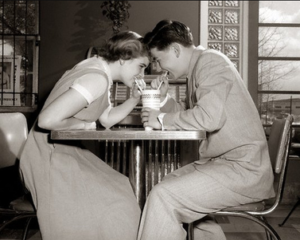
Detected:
left=51, top=128, right=206, bottom=141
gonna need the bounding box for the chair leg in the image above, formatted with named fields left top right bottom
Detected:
left=266, top=231, right=271, bottom=240
left=0, top=214, right=36, bottom=235
left=22, top=216, right=35, bottom=240
left=187, top=223, right=194, bottom=240
left=252, top=215, right=280, bottom=240
left=261, top=216, right=272, bottom=240
left=278, top=197, right=300, bottom=227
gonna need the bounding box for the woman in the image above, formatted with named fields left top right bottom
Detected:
left=20, top=31, right=149, bottom=240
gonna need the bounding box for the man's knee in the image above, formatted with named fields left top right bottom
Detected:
left=193, top=218, right=226, bottom=240
left=148, top=183, right=168, bottom=200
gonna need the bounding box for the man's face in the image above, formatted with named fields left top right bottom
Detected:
left=150, top=46, right=183, bottom=80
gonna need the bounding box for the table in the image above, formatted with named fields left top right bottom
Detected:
left=51, top=128, right=206, bottom=207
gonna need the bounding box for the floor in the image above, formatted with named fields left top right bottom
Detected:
left=219, top=203, right=300, bottom=240
left=0, top=204, right=299, bottom=239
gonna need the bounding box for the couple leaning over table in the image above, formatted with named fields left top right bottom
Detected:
left=19, top=20, right=274, bottom=240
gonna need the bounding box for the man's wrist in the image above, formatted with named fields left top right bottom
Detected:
left=160, top=93, right=170, bottom=107
left=157, top=113, right=166, bottom=130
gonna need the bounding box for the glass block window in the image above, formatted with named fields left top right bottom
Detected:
left=208, top=42, right=222, bottom=52
left=207, top=0, right=242, bottom=72
left=0, top=1, right=39, bottom=111
left=208, top=25, right=223, bottom=40
left=224, top=27, right=239, bottom=40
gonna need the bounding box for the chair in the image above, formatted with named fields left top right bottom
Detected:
left=0, top=112, right=37, bottom=240
left=278, top=140, right=300, bottom=226
left=188, top=114, right=293, bottom=240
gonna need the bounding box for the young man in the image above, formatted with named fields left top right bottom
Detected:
left=139, top=19, right=275, bottom=240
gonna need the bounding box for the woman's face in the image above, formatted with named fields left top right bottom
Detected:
left=120, top=56, right=149, bottom=87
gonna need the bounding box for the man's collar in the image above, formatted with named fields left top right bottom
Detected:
left=187, top=45, right=205, bottom=80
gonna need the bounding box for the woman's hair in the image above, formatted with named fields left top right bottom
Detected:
left=143, top=19, right=194, bottom=51
left=98, top=31, right=149, bottom=62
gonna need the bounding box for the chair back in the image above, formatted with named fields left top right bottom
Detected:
left=0, top=113, right=28, bottom=168
left=265, top=114, right=293, bottom=212
left=268, top=114, right=293, bottom=174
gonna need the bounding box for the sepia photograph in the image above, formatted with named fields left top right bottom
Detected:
left=0, top=1, right=300, bottom=240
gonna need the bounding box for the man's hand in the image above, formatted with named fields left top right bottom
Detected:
left=150, top=75, right=169, bottom=101
left=141, top=108, right=162, bottom=130
left=84, top=121, right=96, bottom=130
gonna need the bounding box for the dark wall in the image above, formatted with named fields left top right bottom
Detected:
left=39, top=1, right=200, bottom=110
left=127, top=1, right=200, bottom=43
left=39, top=1, right=109, bottom=108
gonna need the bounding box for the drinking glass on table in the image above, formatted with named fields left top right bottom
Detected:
left=140, top=71, right=168, bottom=131
left=141, top=89, right=161, bottom=131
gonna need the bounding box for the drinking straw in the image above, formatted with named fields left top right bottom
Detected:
left=157, top=71, right=168, bottom=90
left=135, top=78, right=144, bottom=92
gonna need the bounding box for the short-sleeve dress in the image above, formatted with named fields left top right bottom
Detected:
left=19, top=56, right=141, bottom=240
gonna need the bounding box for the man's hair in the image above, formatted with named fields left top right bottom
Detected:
left=98, top=31, right=149, bottom=62
left=143, top=20, right=194, bottom=51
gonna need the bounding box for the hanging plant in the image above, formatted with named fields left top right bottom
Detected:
left=101, top=1, right=131, bottom=34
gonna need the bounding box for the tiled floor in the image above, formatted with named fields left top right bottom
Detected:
left=220, top=205, right=300, bottom=240
left=220, top=204, right=300, bottom=240
left=0, top=204, right=299, bottom=239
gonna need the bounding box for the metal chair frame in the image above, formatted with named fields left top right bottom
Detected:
left=210, top=115, right=294, bottom=240
left=188, top=115, right=293, bottom=240
left=0, top=210, right=36, bottom=240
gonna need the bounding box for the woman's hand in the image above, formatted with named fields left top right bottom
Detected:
left=135, top=77, right=146, bottom=91
left=132, top=82, right=143, bottom=99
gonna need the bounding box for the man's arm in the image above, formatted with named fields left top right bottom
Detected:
left=162, top=52, right=234, bottom=131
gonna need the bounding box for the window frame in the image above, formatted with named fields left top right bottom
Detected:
left=0, top=1, right=40, bottom=112
left=248, top=1, right=300, bottom=110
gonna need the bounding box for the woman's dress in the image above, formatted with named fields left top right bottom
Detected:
left=20, top=57, right=140, bottom=240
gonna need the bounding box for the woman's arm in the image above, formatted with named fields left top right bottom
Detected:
left=38, top=88, right=95, bottom=131
left=99, top=84, right=140, bottom=129
left=39, top=72, right=110, bottom=131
